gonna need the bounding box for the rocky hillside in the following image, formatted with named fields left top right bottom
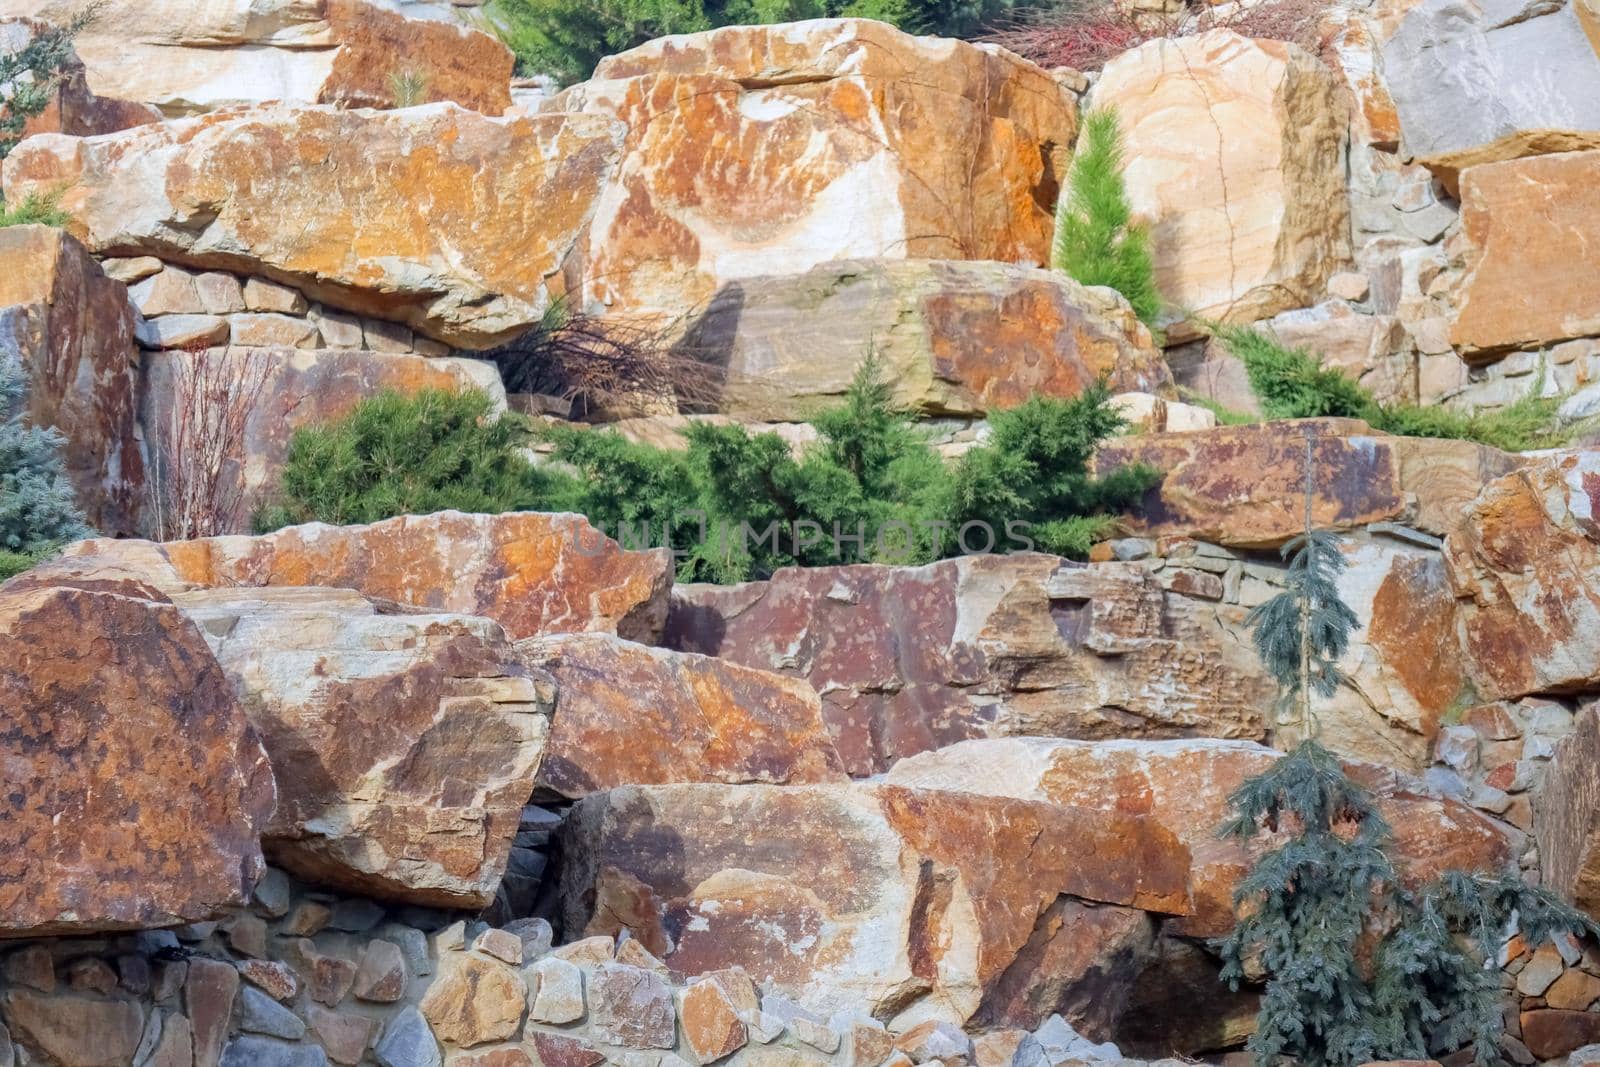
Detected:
left=3, top=0, right=1600, bottom=1066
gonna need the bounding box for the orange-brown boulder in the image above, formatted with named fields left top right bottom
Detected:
left=175, top=586, right=553, bottom=907
left=4, top=104, right=623, bottom=347
left=559, top=781, right=1189, bottom=1029
left=2, top=0, right=513, bottom=116
left=0, top=566, right=274, bottom=935
left=886, top=738, right=1516, bottom=940
left=66, top=509, right=674, bottom=643
left=1449, top=149, right=1600, bottom=360
left=1094, top=419, right=1516, bottom=547
left=670, top=259, right=1172, bottom=421
left=0, top=224, right=144, bottom=534
left=1443, top=451, right=1600, bottom=700
left=663, top=554, right=1272, bottom=777
left=552, top=19, right=1076, bottom=320
left=519, top=633, right=846, bottom=799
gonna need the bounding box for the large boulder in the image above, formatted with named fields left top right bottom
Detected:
left=0, top=18, right=159, bottom=139
left=140, top=345, right=504, bottom=528
left=552, top=19, right=1077, bottom=319
left=3, top=104, right=624, bottom=347
left=1088, top=31, right=1350, bottom=331
left=663, top=554, right=1273, bottom=777
left=1092, top=419, right=1517, bottom=547
left=559, top=782, right=1189, bottom=1032
left=885, top=737, right=1517, bottom=940
left=518, top=633, right=847, bottom=799
left=0, top=566, right=274, bottom=935
left=1448, top=149, right=1600, bottom=360
left=1382, top=0, right=1600, bottom=185
left=1534, top=702, right=1600, bottom=917
left=0, top=225, right=144, bottom=534
left=672, top=259, right=1173, bottom=420
left=176, top=586, right=552, bottom=906
left=66, top=510, right=674, bottom=642
left=1444, top=451, right=1600, bottom=701
left=0, top=0, right=515, bottom=115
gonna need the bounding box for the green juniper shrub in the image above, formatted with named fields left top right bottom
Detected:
left=0, top=357, right=89, bottom=580
left=950, top=381, right=1160, bottom=558
left=1051, top=107, right=1163, bottom=334
left=1213, top=322, right=1568, bottom=452
left=264, top=358, right=1151, bottom=581
left=1216, top=436, right=1597, bottom=1067
left=0, top=190, right=70, bottom=228
left=255, top=388, right=577, bottom=532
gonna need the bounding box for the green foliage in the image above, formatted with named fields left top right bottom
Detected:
left=1217, top=434, right=1599, bottom=1067
left=0, top=545, right=52, bottom=581
left=264, top=361, right=1150, bottom=582
left=256, top=389, right=575, bottom=532
left=0, top=190, right=70, bottom=228
left=387, top=69, right=431, bottom=107
left=0, top=7, right=95, bottom=159
left=0, top=358, right=88, bottom=563
left=483, top=0, right=1019, bottom=82
left=1215, top=323, right=1568, bottom=452
left=1051, top=108, right=1163, bottom=332
left=1177, top=388, right=1257, bottom=426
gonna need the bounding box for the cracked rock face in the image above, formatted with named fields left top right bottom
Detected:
left=559, top=781, right=1184, bottom=1031
left=550, top=18, right=1077, bottom=321
left=0, top=0, right=514, bottom=116
left=518, top=632, right=848, bottom=799
left=662, top=553, right=1273, bottom=777
left=2, top=104, right=624, bottom=347
left=176, top=586, right=555, bottom=907
left=1089, top=30, right=1350, bottom=334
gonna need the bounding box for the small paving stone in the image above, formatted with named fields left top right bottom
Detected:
left=252, top=868, right=292, bottom=918
left=374, top=1007, right=440, bottom=1067
left=186, top=957, right=240, bottom=1067
left=238, top=986, right=306, bottom=1040
left=679, top=978, right=747, bottom=1064
left=528, top=1032, right=606, bottom=1067
left=591, top=962, right=676, bottom=1050
left=418, top=955, right=526, bottom=1047
left=4, top=946, right=55, bottom=992
left=117, top=954, right=152, bottom=996
left=195, top=272, right=246, bottom=314
left=378, top=923, right=431, bottom=977
left=352, top=939, right=408, bottom=1003
left=281, top=902, right=332, bottom=938
left=503, top=917, right=553, bottom=961
left=327, top=898, right=386, bottom=934
left=306, top=947, right=358, bottom=1007
left=238, top=959, right=299, bottom=1001
left=219, top=1035, right=329, bottom=1067
left=243, top=277, right=309, bottom=314
left=226, top=914, right=269, bottom=958
left=475, top=928, right=524, bottom=966
left=791, top=1016, right=841, bottom=1054
left=552, top=936, right=614, bottom=966
left=304, top=1003, right=376, bottom=1066
left=65, top=957, right=118, bottom=995
left=527, top=955, right=585, bottom=1024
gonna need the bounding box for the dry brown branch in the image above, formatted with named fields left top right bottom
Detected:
left=149, top=343, right=271, bottom=541
left=983, top=0, right=1324, bottom=73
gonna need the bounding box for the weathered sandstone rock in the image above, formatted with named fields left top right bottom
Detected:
left=1263, top=301, right=1411, bottom=407
left=1094, top=419, right=1514, bottom=546
left=1088, top=31, right=1350, bottom=331
left=0, top=224, right=144, bottom=534
left=140, top=346, right=504, bottom=527
left=1534, top=702, right=1600, bottom=917
left=560, top=782, right=1188, bottom=1029
left=1449, top=150, right=1600, bottom=360
left=1382, top=0, right=1600, bottom=184
left=663, top=554, right=1273, bottom=777
left=671, top=259, right=1172, bottom=420
left=175, top=586, right=553, bottom=907
left=4, top=105, right=624, bottom=346
left=885, top=737, right=1516, bottom=939
left=0, top=18, right=159, bottom=140
left=67, top=509, right=674, bottom=643
left=554, top=19, right=1076, bottom=318
left=1444, top=451, right=1600, bottom=700
left=518, top=633, right=846, bottom=799
left=1, top=0, right=514, bottom=115
left=0, top=567, right=274, bottom=935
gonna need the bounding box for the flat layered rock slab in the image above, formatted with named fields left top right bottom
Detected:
left=663, top=554, right=1272, bottom=777
left=519, top=633, right=846, bottom=798
left=3, top=105, right=624, bottom=347
left=67, top=510, right=674, bottom=643
left=0, top=567, right=274, bottom=935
